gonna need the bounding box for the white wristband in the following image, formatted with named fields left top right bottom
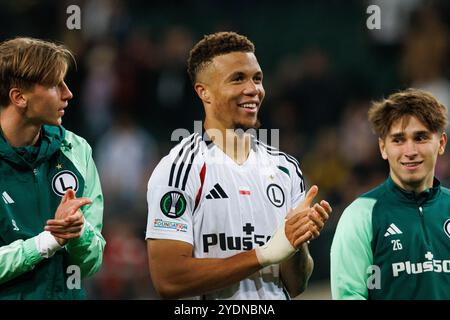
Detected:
left=35, top=231, right=63, bottom=258
left=255, top=220, right=297, bottom=267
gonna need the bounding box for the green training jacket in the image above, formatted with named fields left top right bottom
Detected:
left=331, top=176, right=450, bottom=299
left=0, top=125, right=105, bottom=299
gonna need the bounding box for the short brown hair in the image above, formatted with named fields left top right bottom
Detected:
left=0, top=37, right=74, bottom=107
left=368, top=88, right=448, bottom=138
left=187, top=31, right=255, bottom=84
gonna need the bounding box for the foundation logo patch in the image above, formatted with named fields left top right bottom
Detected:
left=153, top=219, right=188, bottom=232
left=52, top=170, right=79, bottom=196
left=160, top=191, right=187, bottom=218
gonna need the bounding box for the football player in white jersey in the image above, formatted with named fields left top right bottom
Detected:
left=146, top=32, right=332, bottom=299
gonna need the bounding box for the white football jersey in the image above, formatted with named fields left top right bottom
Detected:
left=146, top=133, right=306, bottom=300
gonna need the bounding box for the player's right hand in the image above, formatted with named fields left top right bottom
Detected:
left=53, top=189, right=91, bottom=220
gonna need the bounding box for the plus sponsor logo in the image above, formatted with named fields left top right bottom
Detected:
left=202, top=223, right=271, bottom=253
left=153, top=218, right=188, bottom=232
left=392, top=251, right=450, bottom=277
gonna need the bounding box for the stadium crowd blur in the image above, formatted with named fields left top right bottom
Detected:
left=1, top=0, right=449, bottom=299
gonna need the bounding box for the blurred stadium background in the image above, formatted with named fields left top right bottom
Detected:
left=1, top=0, right=449, bottom=299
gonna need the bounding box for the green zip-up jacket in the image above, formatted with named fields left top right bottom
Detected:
left=331, top=176, right=450, bottom=299
left=0, top=125, right=105, bottom=299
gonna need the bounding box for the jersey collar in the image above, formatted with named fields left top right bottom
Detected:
left=202, top=130, right=258, bottom=152
left=386, top=175, right=441, bottom=205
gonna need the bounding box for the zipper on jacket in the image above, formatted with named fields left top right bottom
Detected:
left=32, top=167, right=43, bottom=225
left=32, top=168, right=38, bottom=181
left=418, top=206, right=431, bottom=245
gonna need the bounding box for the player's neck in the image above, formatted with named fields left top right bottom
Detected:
left=204, top=119, right=251, bottom=165
left=0, top=107, right=41, bottom=147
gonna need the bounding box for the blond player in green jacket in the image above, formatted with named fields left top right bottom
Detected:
left=0, top=37, right=105, bottom=299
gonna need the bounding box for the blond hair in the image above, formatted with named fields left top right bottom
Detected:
left=0, top=37, right=74, bottom=107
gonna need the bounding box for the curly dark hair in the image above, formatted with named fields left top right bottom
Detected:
left=368, top=88, right=448, bottom=138
left=187, top=31, right=255, bottom=85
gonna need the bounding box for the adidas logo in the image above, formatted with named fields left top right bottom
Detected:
left=384, top=223, right=403, bottom=237
left=2, top=191, right=14, bottom=204
left=206, top=183, right=228, bottom=199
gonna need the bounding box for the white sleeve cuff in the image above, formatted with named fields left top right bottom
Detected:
left=34, top=231, right=63, bottom=258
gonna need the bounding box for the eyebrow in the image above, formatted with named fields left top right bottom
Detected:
left=388, top=130, right=430, bottom=138
left=226, top=70, right=263, bottom=81
left=414, top=131, right=431, bottom=136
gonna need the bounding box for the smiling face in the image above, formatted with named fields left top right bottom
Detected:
left=23, top=80, right=73, bottom=126
left=196, top=51, right=265, bottom=131
left=379, top=115, right=447, bottom=193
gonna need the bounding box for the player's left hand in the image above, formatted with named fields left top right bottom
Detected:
left=287, top=185, right=332, bottom=240
left=307, top=200, right=332, bottom=239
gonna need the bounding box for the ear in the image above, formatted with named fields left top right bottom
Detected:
left=8, top=88, right=28, bottom=109
left=194, top=83, right=211, bottom=104
left=438, top=132, right=447, bottom=155
left=379, top=137, right=388, bottom=160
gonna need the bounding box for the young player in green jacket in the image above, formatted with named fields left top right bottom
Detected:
left=0, top=37, right=105, bottom=299
left=331, top=89, right=450, bottom=299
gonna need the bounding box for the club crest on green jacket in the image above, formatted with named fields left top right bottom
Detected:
left=0, top=125, right=105, bottom=300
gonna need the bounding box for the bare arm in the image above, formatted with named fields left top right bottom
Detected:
left=147, top=239, right=261, bottom=299
left=147, top=186, right=330, bottom=299
left=147, top=208, right=316, bottom=299
left=280, top=243, right=314, bottom=297
left=280, top=188, right=332, bottom=297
